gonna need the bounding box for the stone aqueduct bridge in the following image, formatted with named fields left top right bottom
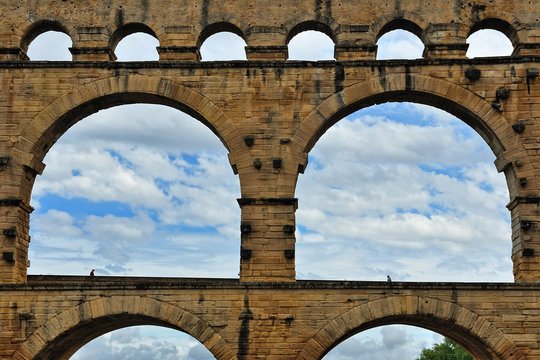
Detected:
left=0, top=0, right=540, bottom=358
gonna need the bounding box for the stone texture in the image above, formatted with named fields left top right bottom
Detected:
left=0, top=0, right=540, bottom=358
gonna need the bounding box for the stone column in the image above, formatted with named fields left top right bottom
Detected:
left=0, top=156, right=35, bottom=283
left=508, top=197, right=540, bottom=282
left=238, top=198, right=297, bottom=282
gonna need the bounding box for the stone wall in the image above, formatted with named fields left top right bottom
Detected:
left=0, top=0, right=540, bottom=358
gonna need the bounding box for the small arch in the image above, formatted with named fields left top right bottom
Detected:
left=467, top=19, right=516, bottom=58
left=197, top=22, right=246, bottom=48
left=13, top=296, right=237, bottom=360
left=469, top=18, right=519, bottom=47
left=287, top=21, right=335, bottom=61
left=288, top=31, right=335, bottom=61
left=376, top=29, right=424, bottom=60
left=27, top=30, right=73, bottom=61
left=114, top=32, right=160, bottom=61
left=467, top=29, right=514, bottom=58
left=109, top=23, right=159, bottom=54
left=286, top=21, right=336, bottom=45
left=20, top=19, right=73, bottom=56
left=375, top=18, right=424, bottom=43
left=297, top=296, right=525, bottom=360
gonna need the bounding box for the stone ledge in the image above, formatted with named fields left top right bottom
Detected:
left=5, top=275, right=537, bottom=291
left=0, top=56, right=539, bottom=70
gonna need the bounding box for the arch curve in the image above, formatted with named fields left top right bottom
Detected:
left=286, top=20, right=336, bottom=44
left=372, top=12, right=429, bottom=43
left=468, top=12, right=521, bottom=46
left=19, top=74, right=244, bottom=174
left=109, top=22, right=160, bottom=52
left=20, top=19, right=74, bottom=54
left=294, top=73, right=514, bottom=158
left=198, top=21, right=247, bottom=48
left=297, top=296, right=526, bottom=360
left=13, top=296, right=238, bottom=360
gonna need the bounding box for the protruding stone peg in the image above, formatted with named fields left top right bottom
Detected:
left=512, top=123, right=525, bottom=133
left=283, top=225, right=295, bottom=234
left=496, top=87, right=510, bottom=100
left=521, top=220, right=532, bottom=230
left=244, top=136, right=255, bottom=147
left=527, top=68, right=539, bottom=79
left=3, top=227, right=17, bottom=238
left=465, top=67, right=481, bottom=81
left=240, top=222, right=252, bottom=234
left=2, top=252, right=14, bottom=264
left=284, top=250, right=295, bottom=259
left=253, top=159, right=262, bottom=169
left=523, top=248, right=535, bottom=257
left=240, top=249, right=252, bottom=260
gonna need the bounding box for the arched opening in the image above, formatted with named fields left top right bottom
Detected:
left=71, top=325, right=215, bottom=360
left=298, top=297, right=523, bottom=360
left=26, top=30, right=72, bottom=61
left=110, top=23, right=160, bottom=61
left=288, top=30, right=335, bottom=60
left=376, top=30, right=424, bottom=60
left=115, top=33, right=159, bottom=61
left=295, top=102, right=511, bottom=282
left=321, top=325, right=461, bottom=360
left=466, top=29, right=514, bottom=58
left=199, top=32, right=247, bottom=61
left=287, top=21, right=335, bottom=60
left=198, top=23, right=247, bottom=61
left=15, top=297, right=237, bottom=360
left=28, top=102, right=240, bottom=277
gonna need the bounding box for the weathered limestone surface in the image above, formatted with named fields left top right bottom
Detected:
left=0, top=0, right=540, bottom=358
left=2, top=277, right=539, bottom=360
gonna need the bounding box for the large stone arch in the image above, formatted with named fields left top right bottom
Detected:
left=297, top=296, right=526, bottom=360
left=18, top=74, right=244, bottom=176
left=12, top=295, right=237, bottom=360
left=294, top=72, right=520, bottom=161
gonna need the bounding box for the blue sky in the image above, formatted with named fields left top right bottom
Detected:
left=26, top=28, right=514, bottom=359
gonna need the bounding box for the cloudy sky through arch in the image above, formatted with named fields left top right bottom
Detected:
left=25, top=26, right=515, bottom=360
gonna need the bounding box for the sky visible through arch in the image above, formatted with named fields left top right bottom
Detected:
left=26, top=29, right=514, bottom=360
